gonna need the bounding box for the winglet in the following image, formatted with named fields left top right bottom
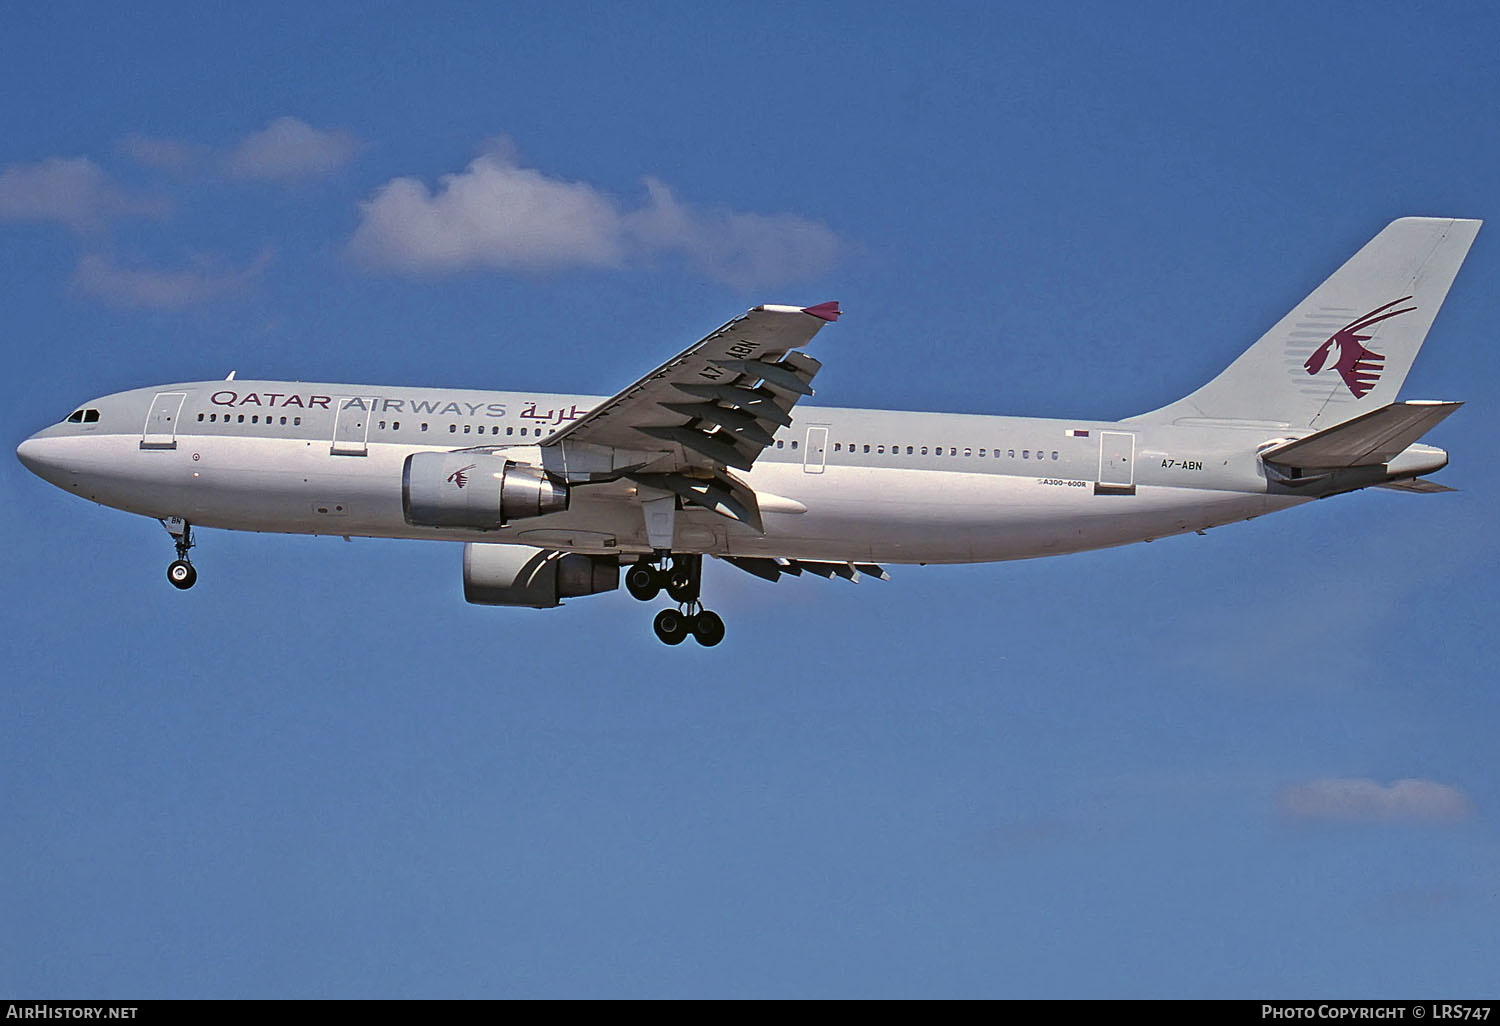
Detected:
left=801, top=301, right=841, bottom=322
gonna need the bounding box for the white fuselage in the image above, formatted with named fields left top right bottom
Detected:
left=18, top=379, right=1308, bottom=565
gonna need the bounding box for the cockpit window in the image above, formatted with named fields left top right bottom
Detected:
left=67, top=410, right=84, bottom=423
left=66, top=409, right=100, bottom=424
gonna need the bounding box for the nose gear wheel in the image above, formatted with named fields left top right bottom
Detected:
left=160, top=518, right=199, bottom=590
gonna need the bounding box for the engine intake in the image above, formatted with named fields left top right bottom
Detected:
left=403, top=452, right=568, bottom=529
left=463, top=543, right=619, bottom=608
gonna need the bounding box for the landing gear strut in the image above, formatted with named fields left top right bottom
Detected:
left=161, top=517, right=198, bottom=590
left=628, top=553, right=725, bottom=647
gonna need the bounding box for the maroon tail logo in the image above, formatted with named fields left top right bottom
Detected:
left=1303, top=297, right=1415, bottom=398
left=447, top=463, right=478, bottom=489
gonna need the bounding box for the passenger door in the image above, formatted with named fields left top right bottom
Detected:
left=1096, top=431, right=1136, bottom=494
left=803, top=425, right=829, bottom=474
left=141, top=392, right=186, bottom=450
left=331, top=397, right=370, bottom=456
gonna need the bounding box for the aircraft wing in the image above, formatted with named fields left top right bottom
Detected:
left=542, top=302, right=840, bottom=468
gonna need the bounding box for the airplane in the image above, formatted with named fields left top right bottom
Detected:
left=16, top=217, right=1479, bottom=647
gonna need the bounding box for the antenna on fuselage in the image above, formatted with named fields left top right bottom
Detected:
left=225, top=371, right=236, bottom=380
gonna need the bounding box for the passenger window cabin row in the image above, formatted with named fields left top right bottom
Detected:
left=199, top=412, right=303, bottom=426
left=192, top=415, right=553, bottom=437
left=439, top=424, right=547, bottom=436
left=189, top=412, right=1063, bottom=465
left=777, top=438, right=1061, bottom=461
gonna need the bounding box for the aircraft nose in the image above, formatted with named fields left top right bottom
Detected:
left=17, top=435, right=44, bottom=475
left=17, top=433, right=62, bottom=483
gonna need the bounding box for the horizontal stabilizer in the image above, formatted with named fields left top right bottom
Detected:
left=1259, top=401, right=1461, bottom=469
left=1376, top=478, right=1457, bottom=494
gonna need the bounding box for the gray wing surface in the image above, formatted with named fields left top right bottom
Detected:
left=542, top=302, right=839, bottom=469
left=540, top=302, right=839, bottom=533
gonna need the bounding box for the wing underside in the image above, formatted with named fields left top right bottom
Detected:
left=717, top=555, right=890, bottom=583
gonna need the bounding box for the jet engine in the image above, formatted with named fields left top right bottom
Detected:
left=403, top=452, right=568, bottom=529
left=463, top=543, right=619, bottom=608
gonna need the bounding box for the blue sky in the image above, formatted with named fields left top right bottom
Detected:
left=3, top=2, right=1498, bottom=998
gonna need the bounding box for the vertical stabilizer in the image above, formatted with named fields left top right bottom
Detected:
left=1133, top=218, right=1479, bottom=429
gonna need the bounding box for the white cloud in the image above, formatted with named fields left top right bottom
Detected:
left=0, top=157, right=167, bottom=232
left=1279, top=777, right=1474, bottom=824
left=628, top=178, right=842, bottom=289
left=223, top=117, right=362, bottom=183
left=347, top=147, right=841, bottom=287
left=347, top=153, right=624, bottom=273
left=71, top=249, right=273, bottom=310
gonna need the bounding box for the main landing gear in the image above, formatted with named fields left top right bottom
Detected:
left=161, top=517, right=198, bottom=590
left=626, top=553, right=726, bottom=647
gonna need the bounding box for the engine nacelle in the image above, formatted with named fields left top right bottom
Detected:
left=463, top=543, right=619, bottom=608
left=403, top=452, right=568, bottom=529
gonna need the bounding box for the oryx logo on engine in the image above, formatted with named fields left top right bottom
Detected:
left=447, top=464, right=478, bottom=489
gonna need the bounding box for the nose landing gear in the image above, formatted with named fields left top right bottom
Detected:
left=161, top=517, right=198, bottom=590
left=629, top=553, right=725, bottom=647
left=167, top=559, right=197, bottom=589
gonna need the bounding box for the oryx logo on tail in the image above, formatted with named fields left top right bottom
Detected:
left=447, top=463, right=478, bottom=489
left=1304, top=297, right=1415, bottom=398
